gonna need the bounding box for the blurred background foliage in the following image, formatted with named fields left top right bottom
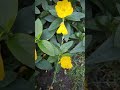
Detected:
left=0, top=0, right=35, bottom=90
left=86, top=0, right=120, bottom=89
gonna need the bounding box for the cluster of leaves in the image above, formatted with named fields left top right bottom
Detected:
left=35, top=0, right=85, bottom=89
left=86, top=0, right=120, bottom=89
left=86, top=0, right=120, bottom=63
left=0, top=0, right=35, bottom=89
left=35, top=0, right=85, bottom=72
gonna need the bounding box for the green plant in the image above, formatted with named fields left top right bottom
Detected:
left=35, top=0, right=85, bottom=89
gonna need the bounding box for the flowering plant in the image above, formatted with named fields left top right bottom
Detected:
left=35, top=0, right=85, bottom=89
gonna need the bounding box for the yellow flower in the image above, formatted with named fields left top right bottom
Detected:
left=55, top=0, right=73, bottom=18
left=57, top=22, right=68, bottom=35
left=59, top=56, right=73, bottom=69
left=35, top=49, right=37, bottom=61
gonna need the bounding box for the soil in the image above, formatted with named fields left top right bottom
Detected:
left=87, top=61, right=120, bottom=90
left=36, top=69, right=73, bottom=90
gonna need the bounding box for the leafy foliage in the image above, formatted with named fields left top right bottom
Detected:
left=86, top=0, right=120, bottom=89
left=0, top=0, right=35, bottom=89
left=35, top=0, right=85, bottom=89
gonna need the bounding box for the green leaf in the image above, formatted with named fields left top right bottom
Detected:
left=66, top=12, right=85, bottom=21
left=0, top=0, right=18, bottom=32
left=50, top=35, right=60, bottom=47
left=62, top=53, right=71, bottom=57
left=60, top=41, right=73, bottom=53
left=35, top=7, right=40, bottom=14
left=52, top=44, right=60, bottom=55
left=80, top=0, right=85, bottom=11
left=77, top=23, right=84, bottom=32
left=55, top=63, right=61, bottom=73
left=89, top=0, right=104, bottom=11
left=41, top=29, right=56, bottom=40
left=53, top=0, right=59, bottom=3
left=35, top=0, right=42, bottom=6
left=6, top=34, right=35, bottom=69
left=14, top=6, right=34, bottom=34
left=100, top=0, right=118, bottom=16
left=70, top=42, right=85, bottom=53
left=86, top=36, right=120, bottom=65
left=64, top=22, right=72, bottom=42
left=96, top=15, right=110, bottom=26
left=114, top=25, right=120, bottom=48
left=49, top=9, right=57, bottom=17
left=116, top=3, right=120, bottom=15
left=44, top=15, right=56, bottom=22
left=86, top=19, right=100, bottom=31
left=47, top=56, right=58, bottom=63
left=48, top=18, right=62, bottom=31
left=42, top=0, right=49, bottom=11
left=38, top=40, right=55, bottom=56
left=35, top=18, right=43, bottom=39
left=85, top=35, right=92, bottom=49
left=41, top=19, right=46, bottom=25
left=36, top=60, right=52, bottom=70
left=40, top=11, right=49, bottom=18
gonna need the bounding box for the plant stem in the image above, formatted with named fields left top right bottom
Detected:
left=62, top=18, right=65, bottom=22
left=50, top=32, right=64, bottom=87
left=61, top=36, right=64, bottom=45
left=51, top=56, right=59, bottom=86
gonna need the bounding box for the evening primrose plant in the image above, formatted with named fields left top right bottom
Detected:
left=35, top=0, right=85, bottom=87
left=55, top=0, right=73, bottom=35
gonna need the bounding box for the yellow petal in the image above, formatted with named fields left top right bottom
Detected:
left=0, top=52, right=5, bottom=80
left=35, top=49, right=37, bottom=61
left=57, top=22, right=68, bottom=35
left=62, top=28, right=68, bottom=35
left=59, top=56, right=73, bottom=69
left=55, top=0, right=73, bottom=18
